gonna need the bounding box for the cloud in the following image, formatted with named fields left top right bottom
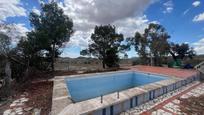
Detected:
left=192, top=1, right=201, bottom=7
left=0, top=0, right=26, bottom=21
left=57, top=0, right=157, bottom=52
left=114, top=15, right=156, bottom=38
left=183, top=1, right=201, bottom=16
left=32, top=7, right=40, bottom=15
left=193, top=12, right=204, bottom=22
left=61, top=0, right=156, bottom=24
left=163, top=0, right=174, bottom=14
left=183, top=8, right=191, bottom=15
left=192, top=38, right=204, bottom=54
left=0, top=23, right=29, bottom=44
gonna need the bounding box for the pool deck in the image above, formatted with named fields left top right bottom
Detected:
left=130, top=65, right=198, bottom=79
left=51, top=66, right=200, bottom=115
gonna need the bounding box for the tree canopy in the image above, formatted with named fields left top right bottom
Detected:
left=169, top=43, right=196, bottom=61
left=22, top=2, right=73, bottom=71
left=80, top=25, right=128, bottom=68
left=128, top=23, right=170, bottom=66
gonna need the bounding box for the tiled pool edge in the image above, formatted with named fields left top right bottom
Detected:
left=51, top=70, right=200, bottom=115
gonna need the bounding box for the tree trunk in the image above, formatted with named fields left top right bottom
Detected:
left=4, top=60, right=12, bottom=98
left=169, top=51, right=177, bottom=61
left=102, top=60, right=105, bottom=69
left=51, top=44, right=55, bottom=71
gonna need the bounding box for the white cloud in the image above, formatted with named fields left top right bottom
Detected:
left=114, top=15, right=155, bottom=38
left=0, top=23, right=29, bottom=44
left=193, top=12, right=204, bottom=22
left=57, top=0, right=158, bottom=52
left=192, top=38, right=204, bottom=54
left=32, top=7, right=40, bottom=15
left=163, top=0, right=174, bottom=14
left=61, top=0, right=156, bottom=24
left=192, top=1, right=201, bottom=7
left=0, top=0, right=26, bottom=21
left=183, top=8, right=191, bottom=15
left=63, top=31, right=92, bottom=49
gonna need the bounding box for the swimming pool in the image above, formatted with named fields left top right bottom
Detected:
left=66, top=71, right=168, bottom=102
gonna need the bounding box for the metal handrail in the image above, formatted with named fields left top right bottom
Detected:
left=195, top=61, right=204, bottom=74
left=195, top=61, right=204, bottom=70
left=100, top=91, right=120, bottom=103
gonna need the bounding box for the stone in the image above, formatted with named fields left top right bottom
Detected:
left=13, top=99, right=20, bottom=103
left=20, top=94, right=25, bottom=97
left=10, top=112, right=16, bottom=115
left=3, top=109, right=11, bottom=115
left=20, top=97, right=29, bottom=102
left=151, top=109, right=172, bottom=115
left=180, top=94, right=189, bottom=99
left=15, top=107, right=23, bottom=113
left=23, top=92, right=29, bottom=96
left=163, top=102, right=181, bottom=114
left=16, top=102, right=24, bottom=106
left=33, top=108, right=41, bottom=115
left=10, top=103, right=17, bottom=107
left=24, top=107, right=33, bottom=111
left=17, top=112, right=23, bottom=115
left=172, top=99, right=180, bottom=104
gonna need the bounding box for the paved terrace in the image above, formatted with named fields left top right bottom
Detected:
left=130, top=65, right=198, bottom=78
left=51, top=66, right=200, bottom=115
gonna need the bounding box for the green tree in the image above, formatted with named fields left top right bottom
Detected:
left=0, top=28, right=12, bottom=99
left=28, top=2, right=73, bottom=71
left=127, top=23, right=170, bottom=66
left=128, top=23, right=170, bottom=66
left=146, top=24, right=170, bottom=66
left=104, top=48, right=119, bottom=67
left=169, top=43, right=196, bottom=61
left=0, top=33, right=10, bottom=56
left=80, top=25, right=127, bottom=68
left=127, top=32, right=149, bottom=65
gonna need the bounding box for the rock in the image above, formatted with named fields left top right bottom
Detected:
left=10, top=112, right=16, bottom=115
left=24, top=107, right=33, bottom=112
left=20, top=94, right=26, bottom=97
left=10, top=103, right=17, bottom=107
left=17, top=112, right=23, bottom=115
left=13, top=99, right=20, bottom=103
left=3, top=109, right=11, bottom=115
left=23, top=92, right=29, bottom=96
left=16, top=102, right=24, bottom=106
left=15, top=107, right=23, bottom=113
left=33, top=108, right=41, bottom=115
left=20, top=97, right=29, bottom=102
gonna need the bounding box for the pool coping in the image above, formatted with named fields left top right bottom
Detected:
left=51, top=70, right=199, bottom=115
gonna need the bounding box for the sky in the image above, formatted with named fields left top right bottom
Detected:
left=0, top=0, right=204, bottom=58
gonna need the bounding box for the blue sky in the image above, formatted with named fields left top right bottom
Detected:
left=0, top=0, right=204, bottom=58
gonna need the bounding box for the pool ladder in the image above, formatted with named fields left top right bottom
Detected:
left=195, top=61, right=204, bottom=74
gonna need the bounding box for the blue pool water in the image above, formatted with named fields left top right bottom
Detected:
left=66, top=71, right=168, bottom=102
